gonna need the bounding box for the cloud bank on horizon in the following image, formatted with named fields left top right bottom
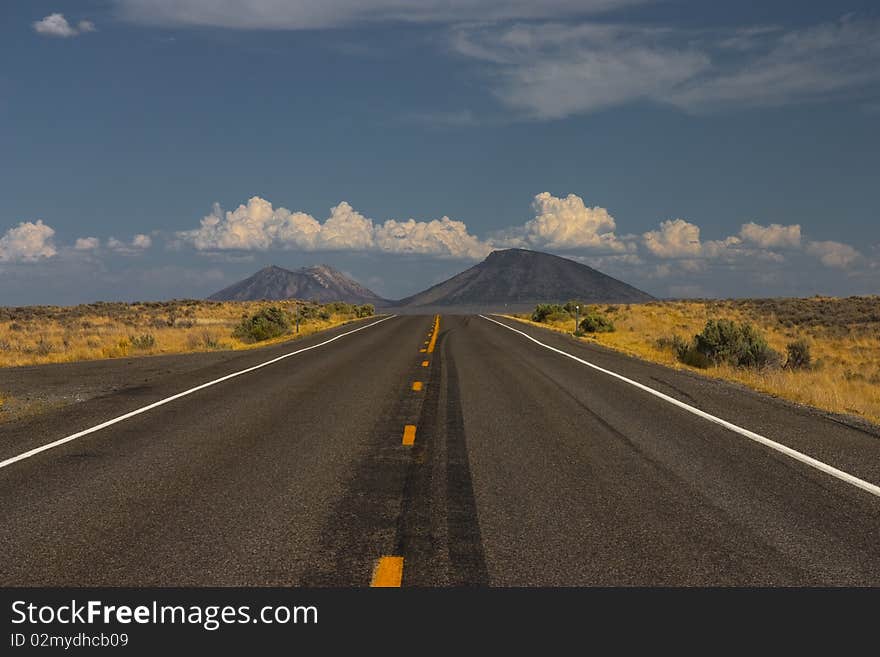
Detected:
left=175, top=198, right=491, bottom=260
left=0, top=222, right=151, bottom=263
left=3, top=192, right=870, bottom=299
left=172, top=193, right=872, bottom=279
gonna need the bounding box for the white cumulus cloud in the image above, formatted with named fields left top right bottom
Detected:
left=642, top=218, right=765, bottom=261
left=739, top=222, right=801, bottom=249
left=178, top=196, right=490, bottom=258
left=317, top=202, right=375, bottom=250
left=180, top=197, right=374, bottom=252
left=33, top=13, right=96, bottom=37
left=131, top=234, right=152, bottom=249
left=0, top=220, right=57, bottom=262
left=500, top=192, right=633, bottom=253
left=189, top=197, right=282, bottom=250
left=806, top=240, right=861, bottom=269
left=642, top=219, right=703, bottom=258
left=108, top=234, right=154, bottom=255
left=374, top=216, right=491, bottom=259
left=74, top=237, right=100, bottom=250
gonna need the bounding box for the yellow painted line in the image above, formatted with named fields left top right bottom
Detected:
left=412, top=381, right=423, bottom=391
left=421, top=360, right=429, bottom=367
left=402, top=424, right=417, bottom=446
left=427, top=315, right=440, bottom=353
left=371, top=556, right=404, bottom=587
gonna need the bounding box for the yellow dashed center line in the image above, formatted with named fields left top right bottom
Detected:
left=371, top=556, right=404, bottom=587
left=375, top=317, right=441, bottom=585
left=427, top=315, right=440, bottom=353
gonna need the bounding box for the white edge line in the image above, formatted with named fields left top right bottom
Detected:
left=0, top=315, right=397, bottom=471
left=479, top=314, right=880, bottom=499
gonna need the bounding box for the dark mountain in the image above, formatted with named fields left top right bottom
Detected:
left=395, top=248, right=654, bottom=310
left=208, top=264, right=386, bottom=304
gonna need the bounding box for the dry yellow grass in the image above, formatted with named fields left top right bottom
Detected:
left=0, top=299, right=372, bottom=369
left=509, top=297, right=880, bottom=426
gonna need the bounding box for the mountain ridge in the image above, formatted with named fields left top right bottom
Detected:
left=394, top=248, right=654, bottom=309
left=208, top=249, right=654, bottom=309
left=208, top=264, right=385, bottom=304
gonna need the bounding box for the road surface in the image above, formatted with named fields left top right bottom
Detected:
left=1, top=314, right=878, bottom=586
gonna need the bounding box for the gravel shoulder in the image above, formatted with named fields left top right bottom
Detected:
left=0, top=350, right=254, bottom=423
left=0, top=318, right=369, bottom=424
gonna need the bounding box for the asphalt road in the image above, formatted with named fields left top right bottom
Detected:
left=1, top=314, right=878, bottom=586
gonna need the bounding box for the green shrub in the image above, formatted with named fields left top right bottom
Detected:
left=579, top=312, right=615, bottom=333
left=324, top=301, right=356, bottom=315
left=656, top=334, right=690, bottom=361
left=297, top=304, right=321, bottom=320
left=694, top=319, right=740, bottom=365
left=355, top=304, right=375, bottom=318
left=532, top=304, right=568, bottom=323
left=680, top=346, right=712, bottom=368
left=129, top=333, right=156, bottom=350
left=785, top=338, right=812, bottom=370
left=693, top=319, right=780, bottom=368
left=546, top=310, right=573, bottom=324
left=233, top=306, right=291, bottom=342
left=740, top=323, right=781, bottom=368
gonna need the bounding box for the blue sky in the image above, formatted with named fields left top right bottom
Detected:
left=1, top=0, right=879, bottom=304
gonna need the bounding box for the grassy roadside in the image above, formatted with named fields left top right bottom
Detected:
left=0, top=299, right=375, bottom=369
left=0, top=299, right=377, bottom=423
left=504, top=297, right=880, bottom=426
